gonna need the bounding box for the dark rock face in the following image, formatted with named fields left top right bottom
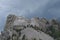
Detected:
left=0, top=14, right=56, bottom=40
left=4, top=14, right=17, bottom=31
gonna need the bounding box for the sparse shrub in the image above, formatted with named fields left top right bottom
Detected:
left=22, top=35, right=25, bottom=40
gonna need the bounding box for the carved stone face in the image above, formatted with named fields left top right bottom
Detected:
left=13, top=16, right=30, bottom=26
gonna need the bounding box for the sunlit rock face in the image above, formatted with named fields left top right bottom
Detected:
left=4, top=14, right=48, bottom=32
left=0, top=14, right=54, bottom=40
left=30, top=17, right=49, bottom=32
left=13, top=16, right=30, bottom=27
left=30, top=17, right=40, bottom=27
left=20, top=28, right=54, bottom=40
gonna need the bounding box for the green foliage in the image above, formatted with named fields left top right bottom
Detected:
left=47, top=25, right=60, bottom=39
left=54, top=31, right=60, bottom=38
left=22, top=35, right=25, bottom=40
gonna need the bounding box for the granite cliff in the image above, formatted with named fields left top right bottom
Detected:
left=0, top=14, right=59, bottom=40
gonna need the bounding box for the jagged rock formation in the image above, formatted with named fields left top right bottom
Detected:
left=0, top=14, right=55, bottom=40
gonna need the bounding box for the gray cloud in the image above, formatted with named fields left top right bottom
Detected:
left=0, top=0, right=50, bottom=16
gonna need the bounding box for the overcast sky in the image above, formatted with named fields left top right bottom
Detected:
left=0, top=0, right=60, bottom=32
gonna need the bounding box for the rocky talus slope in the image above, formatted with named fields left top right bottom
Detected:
left=0, top=14, right=58, bottom=40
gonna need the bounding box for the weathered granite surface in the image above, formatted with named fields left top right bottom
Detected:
left=0, top=14, right=55, bottom=40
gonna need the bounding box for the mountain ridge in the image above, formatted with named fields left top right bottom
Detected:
left=0, top=14, right=60, bottom=40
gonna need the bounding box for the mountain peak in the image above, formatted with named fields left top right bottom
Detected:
left=1, top=14, right=60, bottom=40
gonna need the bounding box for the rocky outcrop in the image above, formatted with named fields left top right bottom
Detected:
left=0, top=14, right=55, bottom=40
left=20, top=28, right=54, bottom=40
